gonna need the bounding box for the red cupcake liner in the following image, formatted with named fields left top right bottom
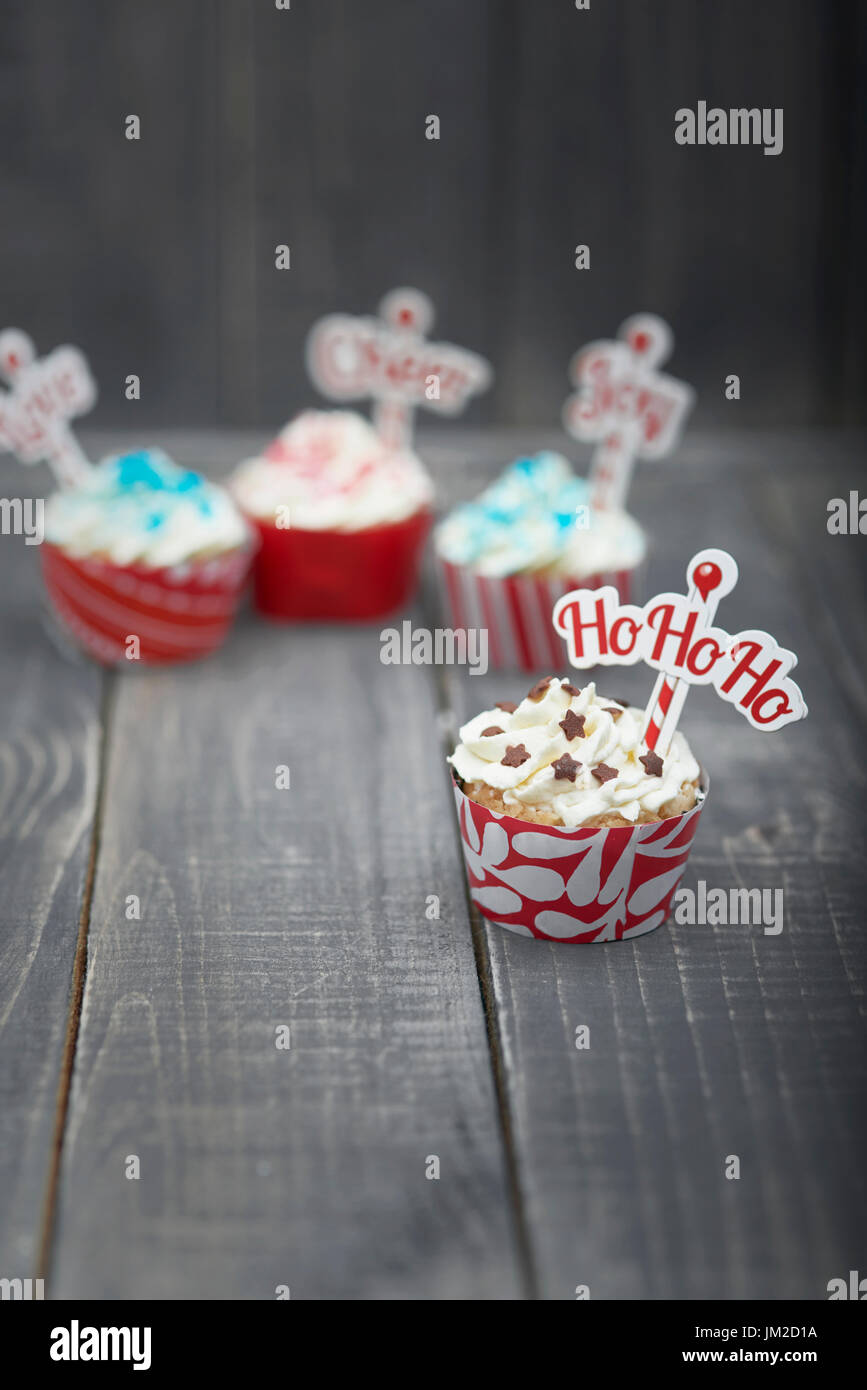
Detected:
left=436, top=555, right=643, bottom=671
left=41, top=542, right=252, bottom=667
left=453, top=771, right=707, bottom=943
left=248, top=507, right=432, bottom=621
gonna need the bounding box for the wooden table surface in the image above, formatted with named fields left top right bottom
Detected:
left=1, top=427, right=865, bottom=1301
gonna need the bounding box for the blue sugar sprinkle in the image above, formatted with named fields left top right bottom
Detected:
left=111, top=451, right=210, bottom=504
left=116, top=451, right=166, bottom=492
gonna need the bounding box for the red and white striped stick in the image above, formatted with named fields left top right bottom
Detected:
left=587, top=428, right=639, bottom=512
left=643, top=551, right=738, bottom=754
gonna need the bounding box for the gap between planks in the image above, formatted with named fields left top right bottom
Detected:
left=422, top=572, right=540, bottom=1300
left=35, top=672, right=116, bottom=1286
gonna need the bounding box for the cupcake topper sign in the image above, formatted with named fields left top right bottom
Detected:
left=306, top=288, right=492, bottom=451
left=0, top=329, right=96, bottom=488
left=552, top=548, right=807, bottom=754
left=563, top=313, right=694, bottom=512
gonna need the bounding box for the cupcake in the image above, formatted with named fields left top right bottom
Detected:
left=449, top=676, right=707, bottom=943
left=230, top=410, right=434, bottom=621
left=435, top=453, right=646, bottom=670
left=41, top=449, right=253, bottom=666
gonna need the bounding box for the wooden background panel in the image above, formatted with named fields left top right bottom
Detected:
left=496, top=0, right=860, bottom=428
left=0, top=0, right=221, bottom=425
left=0, top=461, right=103, bottom=1281
left=437, top=436, right=867, bottom=1299
left=49, top=600, right=522, bottom=1299
left=839, top=2, right=867, bottom=421
left=0, top=1, right=864, bottom=427
left=248, top=0, right=495, bottom=430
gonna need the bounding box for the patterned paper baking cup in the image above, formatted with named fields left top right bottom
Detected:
left=436, top=554, right=644, bottom=671
left=41, top=542, right=252, bottom=667
left=247, top=507, right=432, bottom=621
left=452, top=771, right=707, bottom=943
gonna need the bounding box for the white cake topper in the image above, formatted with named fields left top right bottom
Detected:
left=553, top=548, right=807, bottom=752
left=0, top=328, right=96, bottom=487
left=563, top=313, right=694, bottom=511
left=306, top=288, right=492, bottom=450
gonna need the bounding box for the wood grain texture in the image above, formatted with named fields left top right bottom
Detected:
left=0, top=1, right=864, bottom=427
left=2, top=427, right=864, bottom=1300
left=49, top=599, right=521, bottom=1299
left=0, top=461, right=103, bottom=1280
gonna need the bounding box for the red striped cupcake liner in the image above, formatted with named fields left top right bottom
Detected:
left=436, top=555, right=643, bottom=671
left=41, top=542, right=252, bottom=666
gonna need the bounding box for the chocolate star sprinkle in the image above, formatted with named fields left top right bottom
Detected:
left=527, top=676, right=553, bottom=701
left=495, top=700, right=517, bottom=714
left=480, top=725, right=504, bottom=737
left=603, top=706, right=623, bottom=721
left=639, top=750, right=664, bottom=777
left=552, top=752, right=581, bottom=782
left=501, top=744, right=530, bottom=768
left=559, top=709, right=586, bottom=741
left=591, top=763, right=618, bottom=784
left=562, top=682, right=582, bottom=698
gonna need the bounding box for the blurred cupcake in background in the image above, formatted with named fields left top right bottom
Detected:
left=42, top=449, right=253, bottom=666
left=230, top=409, right=434, bottom=621
left=434, top=452, right=646, bottom=670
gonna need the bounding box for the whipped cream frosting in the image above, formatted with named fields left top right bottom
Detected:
left=434, top=452, right=646, bottom=577
left=230, top=409, right=434, bottom=531
left=449, top=676, right=701, bottom=827
left=44, top=449, right=251, bottom=568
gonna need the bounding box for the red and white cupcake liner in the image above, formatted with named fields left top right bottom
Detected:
left=41, top=542, right=252, bottom=666
left=247, top=507, right=432, bottom=621
left=436, top=556, right=642, bottom=671
left=453, top=772, right=707, bottom=943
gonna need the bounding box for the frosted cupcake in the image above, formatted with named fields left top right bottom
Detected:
left=449, top=676, right=699, bottom=828
left=41, top=449, right=253, bottom=665
left=230, top=410, right=434, bottom=620
left=435, top=453, right=646, bottom=670
left=449, top=676, right=707, bottom=943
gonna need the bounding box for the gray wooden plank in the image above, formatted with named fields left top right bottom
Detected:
left=0, top=459, right=103, bottom=1280
left=436, top=434, right=867, bottom=1299
left=50, top=602, right=522, bottom=1298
